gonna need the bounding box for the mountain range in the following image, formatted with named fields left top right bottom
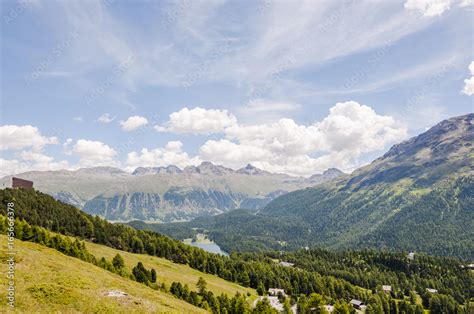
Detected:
left=0, top=161, right=344, bottom=222
left=133, top=113, right=474, bottom=259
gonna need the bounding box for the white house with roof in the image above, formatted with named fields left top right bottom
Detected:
left=279, top=261, right=294, bottom=267
left=268, top=288, right=287, bottom=297
left=382, top=285, right=392, bottom=293
left=350, top=299, right=366, bottom=310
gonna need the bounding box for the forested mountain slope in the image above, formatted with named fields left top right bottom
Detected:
left=150, top=114, right=474, bottom=258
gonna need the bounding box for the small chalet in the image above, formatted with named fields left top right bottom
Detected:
left=350, top=299, right=365, bottom=310
left=268, top=288, right=286, bottom=297
left=279, top=261, right=294, bottom=267
left=407, top=252, right=415, bottom=260
left=382, top=285, right=392, bottom=293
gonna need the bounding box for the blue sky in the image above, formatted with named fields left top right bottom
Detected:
left=0, top=0, right=473, bottom=177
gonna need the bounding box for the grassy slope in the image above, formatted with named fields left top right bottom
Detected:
left=0, top=235, right=205, bottom=313
left=83, top=240, right=258, bottom=301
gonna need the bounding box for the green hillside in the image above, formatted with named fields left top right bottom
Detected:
left=0, top=235, right=204, bottom=313
left=83, top=240, right=257, bottom=299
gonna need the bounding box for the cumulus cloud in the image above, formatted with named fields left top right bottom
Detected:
left=404, top=0, right=452, bottom=17
left=120, top=115, right=148, bottom=131
left=72, top=139, right=118, bottom=167
left=155, top=107, right=237, bottom=134
left=97, top=113, right=116, bottom=123
left=199, top=101, right=407, bottom=176
left=462, top=61, right=474, bottom=96
left=0, top=125, right=58, bottom=151
left=126, top=141, right=201, bottom=171
left=0, top=104, right=407, bottom=177
left=316, top=101, right=406, bottom=154
left=0, top=151, right=70, bottom=177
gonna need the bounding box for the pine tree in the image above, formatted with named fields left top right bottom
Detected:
left=151, top=268, right=157, bottom=283
left=257, top=281, right=266, bottom=296
left=132, top=262, right=149, bottom=284
left=197, top=277, right=207, bottom=295
left=112, top=253, right=125, bottom=270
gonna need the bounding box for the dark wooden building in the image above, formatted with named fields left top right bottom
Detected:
left=12, top=177, right=34, bottom=189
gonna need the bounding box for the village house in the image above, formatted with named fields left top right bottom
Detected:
left=268, top=288, right=286, bottom=297
left=382, top=285, right=392, bottom=293
left=350, top=299, right=366, bottom=310
left=279, top=261, right=294, bottom=267
left=426, top=288, right=438, bottom=293
left=407, top=252, right=415, bottom=260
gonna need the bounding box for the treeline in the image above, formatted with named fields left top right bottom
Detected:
left=1, top=188, right=472, bottom=313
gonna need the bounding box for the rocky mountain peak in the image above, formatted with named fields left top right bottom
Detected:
left=381, top=113, right=473, bottom=161
left=236, top=164, right=268, bottom=175
left=322, top=168, right=344, bottom=176
left=305, top=168, right=345, bottom=184
left=197, top=162, right=232, bottom=175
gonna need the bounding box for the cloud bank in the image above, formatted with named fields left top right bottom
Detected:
left=0, top=102, right=409, bottom=177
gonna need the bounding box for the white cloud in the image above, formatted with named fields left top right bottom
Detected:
left=0, top=125, right=58, bottom=151
left=462, top=61, right=474, bottom=96
left=97, top=113, right=115, bottom=123
left=73, top=116, right=83, bottom=122
left=404, top=0, right=452, bottom=17
left=199, top=101, right=407, bottom=176
left=0, top=151, right=69, bottom=178
left=459, top=0, right=474, bottom=7
left=316, top=101, right=407, bottom=154
left=155, top=107, right=237, bottom=134
left=126, top=141, right=201, bottom=171
left=72, top=139, right=117, bottom=167
left=243, top=99, right=301, bottom=113
left=0, top=159, right=22, bottom=177
left=120, top=115, right=148, bottom=131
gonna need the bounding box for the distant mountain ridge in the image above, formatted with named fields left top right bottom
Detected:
left=0, top=162, right=345, bottom=222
